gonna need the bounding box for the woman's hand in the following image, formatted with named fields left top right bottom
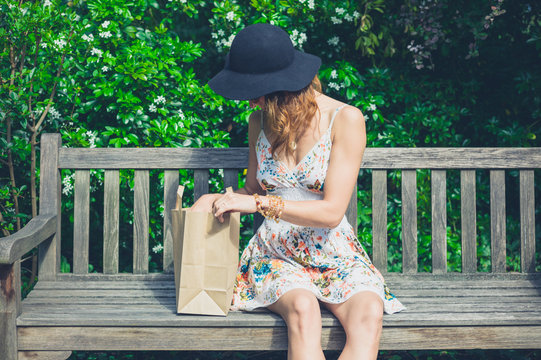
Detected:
left=213, top=192, right=258, bottom=223
left=190, top=193, right=222, bottom=213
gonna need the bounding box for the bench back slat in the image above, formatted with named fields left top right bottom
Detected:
left=346, top=184, right=358, bottom=234
left=194, top=169, right=209, bottom=201
left=460, top=170, right=477, bottom=273
left=163, top=170, right=179, bottom=274
left=401, top=170, right=418, bottom=273
left=133, top=170, right=150, bottom=274
left=224, top=169, right=238, bottom=190
left=73, top=170, right=90, bottom=274
left=520, top=170, right=536, bottom=273
left=490, top=170, right=507, bottom=273
left=103, top=170, right=120, bottom=274
left=372, top=170, right=388, bottom=271
left=431, top=170, right=447, bottom=274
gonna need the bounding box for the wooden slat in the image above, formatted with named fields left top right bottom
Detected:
left=133, top=170, right=149, bottom=274
left=73, top=170, right=90, bottom=274
left=0, top=262, right=21, bottom=360
left=431, top=170, right=447, bottom=274
left=103, top=170, right=119, bottom=274
left=193, top=169, right=209, bottom=201
left=223, top=169, right=238, bottom=190
left=163, top=170, right=179, bottom=273
left=520, top=170, right=536, bottom=273
left=490, top=170, right=506, bottom=273
left=58, top=147, right=541, bottom=170
left=346, top=183, right=357, bottom=236
left=402, top=170, right=417, bottom=273
left=38, top=133, right=62, bottom=280
left=17, top=326, right=541, bottom=350
left=372, top=170, right=387, bottom=272
left=461, top=170, right=477, bottom=273
left=18, top=351, right=72, bottom=360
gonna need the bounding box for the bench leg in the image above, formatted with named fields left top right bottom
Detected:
left=18, top=351, right=72, bottom=360
left=1, top=262, right=21, bottom=360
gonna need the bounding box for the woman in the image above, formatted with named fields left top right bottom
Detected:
left=193, top=23, right=405, bottom=360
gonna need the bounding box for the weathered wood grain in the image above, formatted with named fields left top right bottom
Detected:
left=1, top=262, right=21, bottom=360
left=38, top=134, right=62, bottom=280
left=133, top=170, right=149, bottom=274
left=17, top=325, right=541, bottom=350
left=73, top=170, right=90, bottom=274
left=520, top=170, right=536, bottom=273
left=490, top=170, right=506, bottom=273
left=431, top=170, right=447, bottom=274
left=58, top=147, right=541, bottom=170
left=346, top=183, right=358, bottom=237
left=402, top=170, right=418, bottom=273
left=372, top=170, right=387, bottom=272
left=103, top=170, right=119, bottom=274
left=461, top=170, right=477, bottom=273
left=223, top=169, right=238, bottom=190
left=18, top=351, right=72, bottom=360
left=193, top=169, right=209, bottom=201
left=163, top=170, right=179, bottom=274
left=0, top=215, right=56, bottom=264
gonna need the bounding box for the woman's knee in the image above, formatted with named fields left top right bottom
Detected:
left=344, top=292, right=383, bottom=335
left=282, top=291, right=321, bottom=332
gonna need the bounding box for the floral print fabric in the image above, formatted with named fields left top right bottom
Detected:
left=231, top=106, right=405, bottom=314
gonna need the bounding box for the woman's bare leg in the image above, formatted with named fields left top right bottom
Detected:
left=324, top=291, right=384, bottom=360
left=267, top=289, right=325, bottom=360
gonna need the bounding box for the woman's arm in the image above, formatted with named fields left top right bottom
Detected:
left=214, top=106, right=366, bottom=228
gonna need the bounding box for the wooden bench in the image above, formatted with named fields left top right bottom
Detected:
left=1, top=133, right=540, bottom=360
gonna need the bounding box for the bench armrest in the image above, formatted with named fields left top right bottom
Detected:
left=0, top=214, right=57, bottom=264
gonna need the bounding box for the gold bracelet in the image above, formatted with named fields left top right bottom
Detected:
left=253, top=194, right=284, bottom=223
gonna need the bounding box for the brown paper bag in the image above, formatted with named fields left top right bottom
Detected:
left=171, top=185, right=240, bottom=316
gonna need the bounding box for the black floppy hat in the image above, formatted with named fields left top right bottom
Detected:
left=208, top=23, right=321, bottom=101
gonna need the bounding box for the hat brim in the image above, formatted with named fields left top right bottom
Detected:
left=208, top=50, right=321, bottom=100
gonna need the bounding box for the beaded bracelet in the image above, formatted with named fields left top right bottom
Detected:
left=253, top=193, right=284, bottom=223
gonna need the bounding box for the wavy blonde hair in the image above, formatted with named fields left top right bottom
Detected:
left=263, top=76, right=322, bottom=158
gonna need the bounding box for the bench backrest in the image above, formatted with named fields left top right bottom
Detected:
left=38, top=133, right=541, bottom=280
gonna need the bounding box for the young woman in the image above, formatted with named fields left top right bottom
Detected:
left=193, top=23, right=405, bottom=360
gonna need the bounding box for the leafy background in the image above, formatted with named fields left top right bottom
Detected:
left=1, top=0, right=540, bottom=359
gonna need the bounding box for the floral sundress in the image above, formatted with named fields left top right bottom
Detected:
left=231, top=105, right=406, bottom=314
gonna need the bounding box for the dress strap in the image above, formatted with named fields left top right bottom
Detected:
left=328, top=104, right=347, bottom=131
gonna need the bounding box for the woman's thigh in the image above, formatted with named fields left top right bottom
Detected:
left=267, top=288, right=322, bottom=323
left=323, top=290, right=383, bottom=332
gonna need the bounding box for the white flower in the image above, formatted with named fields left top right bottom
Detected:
left=218, top=29, right=225, bottom=36
left=299, top=33, right=307, bottom=43
left=344, top=14, right=353, bottom=22
left=328, top=82, right=341, bottom=91
left=331, top=16, right=343, bottom=25
left=149, top=104, right=157, bottom=112
left=54, top=39, right=67, bottom=49
left=62, top=173, right=74, bottom=196
left=211, top=32, right=218, bottom=39
left=353, top=10, right=360, bottom=18
left=327, top=36, right=340, bottom=46
left=223, top=34, right=235, bottom=48
left=368, top=103, right=377, bottom=111
left=74, top=15, right=80, bottom=22
left=179, top=0, right=187, bottom=3
left=101, top=21, right=110, bottom=28
left=152, top=244, right=164, bottom=254
left=49, top=106, right=61, bottom=120
left=330, top=69, right=338, bottom=79
left=99, top=31, right=112, bottom=39
left=307, top=0, right=315, bottom=9
left=218, top=106, right=223, bottom=111
left=43, top=0, right=52, bottom=7
left=292, top=29, right=299, bottom=37
left=102, top=66, right=109, bottom=72
left=178, top=109, right=185, bottom=119
left=154, top=95, right=166, bottom=105
left=226, top=11, right=235, bottom=21
left=335, top=8, right=345, bottom=15
left=40, top=42, right=47, bottom=48
left=82, top=34, right=95, bottom=42
left=90, top=48, right=103, bottom=57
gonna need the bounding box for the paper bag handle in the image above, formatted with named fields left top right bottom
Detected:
left=175, top=185, right=185, bottom=211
